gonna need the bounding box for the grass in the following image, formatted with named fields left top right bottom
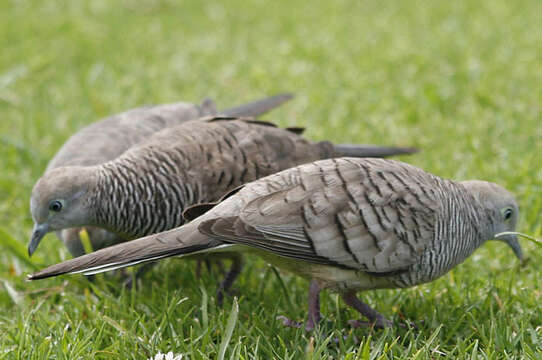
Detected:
left=1, top=0, right=541, bottom=358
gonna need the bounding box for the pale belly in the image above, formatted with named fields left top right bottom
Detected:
left=178, top=245, right=399, bottom=292
left=253, top=250, right=395, bottom=292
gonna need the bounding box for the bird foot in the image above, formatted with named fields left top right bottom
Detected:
left=276, top=316, right=322, bottom=332
left=277, top=316, right=303, bottom=328
left=340, top=291, right=418, bottom=330
left=216, top=286, right=238, bottom=307
left=304, top=319, right=319, bottom=332
left=347, top=318, right=416, bottom=330
left=347, top=319, right=392, bottom=329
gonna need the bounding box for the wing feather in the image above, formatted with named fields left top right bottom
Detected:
left=199, top=158, right=439, bottom=273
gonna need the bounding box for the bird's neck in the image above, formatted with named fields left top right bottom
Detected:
left=394, top=181, right=494, bottom=288
left=433, top=183, right=495, bottom=273
left=87, top=159, right=194, bottom=239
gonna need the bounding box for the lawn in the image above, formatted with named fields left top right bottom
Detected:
left=1, top=0, right=541, bottom=358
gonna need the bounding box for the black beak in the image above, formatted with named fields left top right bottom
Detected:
left=28, top=223, right=49, bottom=257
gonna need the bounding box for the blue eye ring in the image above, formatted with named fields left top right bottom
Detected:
left=49, top=200, right=63, bottom=212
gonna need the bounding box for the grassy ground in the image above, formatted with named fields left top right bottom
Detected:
left=1, top=0, right=541, bottom=358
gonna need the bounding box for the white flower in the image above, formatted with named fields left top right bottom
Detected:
left=147, top=351, right=183, bottom=360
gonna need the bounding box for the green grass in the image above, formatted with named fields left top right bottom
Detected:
left=1, top=0, right=541, bottom=358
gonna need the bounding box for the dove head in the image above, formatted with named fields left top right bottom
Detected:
left=460, top=180, right=522, bottom=260
left=29, top=166, right=99, bottom=257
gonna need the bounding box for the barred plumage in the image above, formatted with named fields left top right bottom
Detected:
left=29, top=157, right=523, bottom=329
left=33, top=94, right=294, bottom=257
left=29, top=118, right=416, bottom=258
left=86, top=120, right=403, bottom=239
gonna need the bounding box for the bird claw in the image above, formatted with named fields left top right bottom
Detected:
left=276, top=316, right=321, bottom=332
left=277, top=316, right=303, bottom=328
left=347, top=318, right=417, bottom=330
left=348, top=318, right=393, bottom=329
left=216, top=286, right=238, bottom=307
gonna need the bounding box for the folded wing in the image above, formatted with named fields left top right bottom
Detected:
left=199, top=158, right=439, bottom=273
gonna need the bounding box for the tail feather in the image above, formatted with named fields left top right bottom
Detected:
left=333, top=144, right=418, bottom=158
left=220, top=93, right=294, bottom=117
left=28, top=223, right=211, bottom=280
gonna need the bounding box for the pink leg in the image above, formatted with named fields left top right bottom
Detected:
left=340, top=291, right=393, bottom=329
left=279, top=280, right=322, bottom=331
left=305, top=280, right=321, bottom=331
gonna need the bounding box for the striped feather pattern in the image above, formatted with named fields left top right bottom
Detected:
left=88, top=119, right=332, bottom=239
left=198, top=157, right=495, bottom=287
left=30, top=157, right=516, bottom=289
left=42, top=95, right=293, bottom=256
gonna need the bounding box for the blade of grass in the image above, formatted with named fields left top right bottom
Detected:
left=0, top=227, right=43, bottom=269
left=218, top=297, right=239, bottom=360
left=79, top=228, right=94, bottom=254
left=1, top=280, right=24, bottom=305
left=270, top=266, right=294, bottom=311
left=200, top=285, right=209, bottom=330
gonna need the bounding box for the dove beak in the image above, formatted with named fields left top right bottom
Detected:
left=507, top=237, right=524, bottom=260
left=28, top=223, right=49, bottom=257
left=499, top=234, right=523, bottom=260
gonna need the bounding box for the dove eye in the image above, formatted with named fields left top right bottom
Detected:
left=49, top=200, right=63, bottom=212
left=503, top=208, right=513, bottom=221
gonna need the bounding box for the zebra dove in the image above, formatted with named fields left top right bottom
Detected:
left=29, top=157, right=523, bottom=328
left=44, top=94, right=293, bottom=257
left=29, top=118, right=416, bottom=293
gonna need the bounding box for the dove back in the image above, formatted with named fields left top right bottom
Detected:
left=88, top=119, right=341, bottom=239
left=41, top=95, right=293, bottom=256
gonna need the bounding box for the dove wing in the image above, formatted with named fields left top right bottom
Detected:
left=199, top=158, right=439, bottom=273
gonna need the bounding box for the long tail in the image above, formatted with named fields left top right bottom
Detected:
left=220, top=93, right=294, bottom=117
left=333, top=143, right=418, bottom=158
left=28, top=223, right=230, bottom=280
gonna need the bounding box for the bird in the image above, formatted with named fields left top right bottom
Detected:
left=41, top=94, right=294, bottom=258
left=28, top=118, right=416, bottom=296
left=29, top=157, right=523, bottom=329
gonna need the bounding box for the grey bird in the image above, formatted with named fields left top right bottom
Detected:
left=40, top=94, right=294, bottom=258
left=29, top=118, right=416, bottom=294
left=29, top=157, right=522, bottom=328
